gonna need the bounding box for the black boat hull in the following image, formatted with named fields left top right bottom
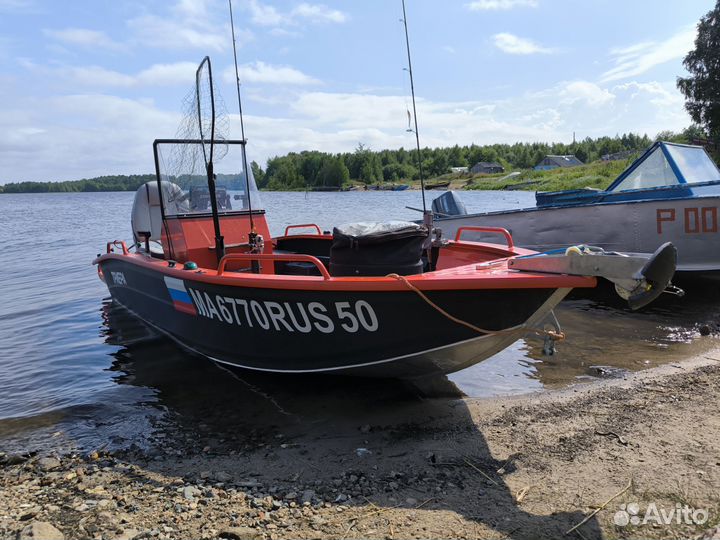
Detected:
left=99, top=258, right=570, bottom=378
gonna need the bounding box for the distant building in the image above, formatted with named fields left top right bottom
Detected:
left=450, top=166, right=469, bottom=174
left=470, top=162, right=505, bottom=174
left=534, top=155, right=584, bottom=170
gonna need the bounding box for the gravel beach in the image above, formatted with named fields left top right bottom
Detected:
left=2, top=353, right=719, bottom=540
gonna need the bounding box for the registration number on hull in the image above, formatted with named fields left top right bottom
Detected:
left=187, top=288, right=379, bottom=334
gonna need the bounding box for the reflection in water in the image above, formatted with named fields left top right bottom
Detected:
left=102, top=300, right=466, bottom=440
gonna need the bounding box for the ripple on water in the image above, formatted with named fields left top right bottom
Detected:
left=0, top=191, right=718, bottom=452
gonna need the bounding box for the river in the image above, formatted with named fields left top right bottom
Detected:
left=0, top=190, right=717, bottom=454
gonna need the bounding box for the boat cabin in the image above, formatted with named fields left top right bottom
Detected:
left=535, top=141, right=720, bottom=208
left=130, top=138, right=442, bottom=278
left=130, top=139, right=271, bottom=270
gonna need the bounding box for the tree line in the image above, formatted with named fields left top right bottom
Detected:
left=0, top=127, right=706, bottom=193
left=255, top=132, right=667, bottom=190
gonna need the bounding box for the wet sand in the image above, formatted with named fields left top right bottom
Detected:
left=2, top=352, right=719, bottom=540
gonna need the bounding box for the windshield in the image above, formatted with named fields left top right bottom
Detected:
left=610, top=146, right=677, bottom=191
left=154, top=139, right=263, bottom=217
left=665, top=144, right=720, bottom=183
left=610, top=143, right=720, bottom=192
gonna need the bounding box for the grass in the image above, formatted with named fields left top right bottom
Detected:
left=453, top=159, right=632, bottom=192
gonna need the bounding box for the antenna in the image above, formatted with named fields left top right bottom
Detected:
left=229, top=0, right=255, bottom=234
left=401, top=0, right=427, bottom=212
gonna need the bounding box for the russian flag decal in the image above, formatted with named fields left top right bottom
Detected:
left=163, top=276, right=197, bottom=316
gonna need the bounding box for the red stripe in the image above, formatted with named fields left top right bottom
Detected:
left=97, top=251, right=596, bottom=292
left=173, top=300, right=197, bottom=315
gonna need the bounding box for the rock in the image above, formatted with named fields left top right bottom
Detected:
left=300, top=490, right=315, bottom=505
left=284, top=491, right=297, bottom=500
left=214, top=471, right=232, bottom=483
left=16, top=521, right=64, bottom=540
left=19, top=507, right=41, bottom=521
left=219, top=526, right=263, bottom=540
left=36, top=457, right=61, bottom=472
left=406, top=497, right=418, bottom=506
left=359, top=424, right=371, bottom=433
left=3, top=453, right=28, bottom=466
left=589, top=365, right=628, bottom=379
left=698, top=526, right=720, bottom=540
left=115, top=529, right=141, bottom=540
left=183, top=486, right=201, bottom=500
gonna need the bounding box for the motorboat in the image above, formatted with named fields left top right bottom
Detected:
left=93, top=57, right=680, bottom=378
left=431, top=142, right=720, bottom=275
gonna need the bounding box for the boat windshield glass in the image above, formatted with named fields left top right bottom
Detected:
left=154, top=140, right=263, bottom=217
left=665, top=144, right=720, bottom=183
left=610, top=146, right=678, bottom=191
left=610, top=144, right=720, bottom=192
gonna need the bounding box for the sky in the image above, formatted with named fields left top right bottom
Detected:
left=0, top=0, right=715, bottom=182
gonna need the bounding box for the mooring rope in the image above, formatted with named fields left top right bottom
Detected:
left=385, top=273, right=565, bottom=341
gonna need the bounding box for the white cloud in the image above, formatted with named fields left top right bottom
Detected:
left=466, top=0, right=537, bottom=11
left=20, top=60, right=198, bottom=88
left=128, top=15, right=228, bottom=52
left=601, top=25, right=697, bottom=82
left=126, top=0, right=252, bottom=52
left=560, top=81, right=614, bottom=107
left=613, top=81, right=684, bottom=113
left=244, top=0, right=348, bottom=27
left=224, top=61, right=322, bottom=86
left=43, top=28, right=123, bottom=51
left=136, top=62, right=199, bottom=86
left=493, top=33, right=554, bottom=55
left=246, top=0, right=287, bottom=26
left=291, top=3, right=347, bottom=24
left=0, top=94, right=179, bottom=181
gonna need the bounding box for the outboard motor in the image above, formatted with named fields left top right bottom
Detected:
left=432, top=191, right=467, bottom=217
left=131, top=181, right=184, bottom=257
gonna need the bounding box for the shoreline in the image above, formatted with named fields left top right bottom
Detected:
left=2, top=352, right=719, bottom=540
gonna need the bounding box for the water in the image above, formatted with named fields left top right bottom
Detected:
left=0, top=190, right=718, bottom=453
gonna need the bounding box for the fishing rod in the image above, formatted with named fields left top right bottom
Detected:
left=401, top=0, right=427, bottom=213
left=228, top=0, right=256, bottom=235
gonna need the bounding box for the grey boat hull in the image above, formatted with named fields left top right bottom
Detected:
left=435, top=196, right=720, bottom=273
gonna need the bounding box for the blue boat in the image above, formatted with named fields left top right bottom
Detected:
left=432, top=142, right=720, bottom=275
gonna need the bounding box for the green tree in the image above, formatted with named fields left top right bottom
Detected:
left=317, top=157, right=350, bottom=187
left=678, top=3, right=720, bottom=138
left=250, top=161, right=266, bottom=188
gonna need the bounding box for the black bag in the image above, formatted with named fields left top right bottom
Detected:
left=329, top=221, right=428, bottom=277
